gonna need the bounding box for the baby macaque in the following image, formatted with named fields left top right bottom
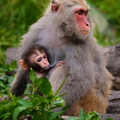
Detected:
left=19, top=45, right=65, bottom=78
left=18, top=45, right=65, bottom=99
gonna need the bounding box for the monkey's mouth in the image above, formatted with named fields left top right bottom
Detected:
left=80, top=30, right=89, bottom=35
left=44, top=66, right=50, bottom=70
left=77, top=30, right=89, bottom=35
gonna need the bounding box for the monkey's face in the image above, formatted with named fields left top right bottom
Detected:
left=34, top=53, right=50, bottom=70
left=29, top=50, right=50, bottom=72
left=74, top=8, right=90, bottom=38
left=51, top=0, right=90, bottom=41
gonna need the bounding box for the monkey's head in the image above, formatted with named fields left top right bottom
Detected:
left=50, top=0, right=91, bottom=42
left=19, top=45, right=50, bottom=72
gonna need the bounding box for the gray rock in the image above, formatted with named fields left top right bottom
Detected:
left=111, top=77, right=120, bottom=90
left=5, top=47, right=19, bottom=65
left=109, top=90, right=120, bottom=101
left=107, top=90, right=120, bottom=114
left=101, top=114, right=120, bottom=120
left=104, top=44, right=120, bottom=77
left=107, top=102, right=120, bottom=114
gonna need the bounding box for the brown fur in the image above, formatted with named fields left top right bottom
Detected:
left=0, top=96, right=4, bottom=102
left=11, top=0, right=112, bottom=116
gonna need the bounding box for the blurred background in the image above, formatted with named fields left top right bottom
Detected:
left=0, top=0, right=120, bottom=66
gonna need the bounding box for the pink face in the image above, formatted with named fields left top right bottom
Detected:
left=29, top=50, right=50, bottom=70
left=34, top=52, right=50, bottom=70
left=75, top=8, right=90, bottom=36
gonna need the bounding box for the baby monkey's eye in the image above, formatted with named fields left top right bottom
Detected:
left=37, top=58, right=41, bottom=62
left=43, top=55, right=46, bottom=59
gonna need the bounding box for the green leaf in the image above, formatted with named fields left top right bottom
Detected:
left=9, top=61, right=17, bottom=71
left=29, top=69, right=36, bottom=83
left=95, top=115, right=101, bottom=120
left=60, top=105, right=69, bottom=117
left=89, top=111, right=100, bottom=119
left=46, top=95, right=55, bottom=101
left=0, top=100, right=10, bottom=105
left=59, top=118, right=65, bottom=120
left=17, top=99, right=33, bottom=107
left=0, top=113, right=11, bottom=119
left=40, top=76, right=52, bottom=95
left=13, top=106, right=27, bottom=120
left=85, top=112, right=91, bottom=119
left=34, top=76, right=43, bottom=86
left=79, top=108, right=85, bottom=120
left=52, top=99, right=65, bottom=107
left=0, top=81, right=4, bottom=87
left=106, top=118, right=113, bottom=120
left=56, top=96, right=64, bottom=101
left=0, top=65, right=9, bottom=72
left=48, top=89, right=54, bottom=96
left=6, top=89, right=12, bottom=99
left=7, top=76, right=15, bottom=84
left=48, top=111, right=63, bottom=120
left=67, top=117, right=77, bottom=120
left=23, top=84, right=32, bottom=95
left=32, top=94, right=44, bottom=103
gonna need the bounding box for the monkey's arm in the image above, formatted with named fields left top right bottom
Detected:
left=48, top=61, right=65, bottom=68
left=55, top=61, right=65, bottom=67
left=10, top=67, right=29, bottom=97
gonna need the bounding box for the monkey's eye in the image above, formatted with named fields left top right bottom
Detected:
left=78, top=10, right=82, bottom=15
left=37, top=58, right=41, bottom=62
left=85, top=11, right=88, bottom=16
left=43, top=55, right=46, bottom=59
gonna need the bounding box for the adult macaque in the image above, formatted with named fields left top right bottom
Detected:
left=19, top=45, right=65, bottom=78
left=11, top=0, right=112, bottom=116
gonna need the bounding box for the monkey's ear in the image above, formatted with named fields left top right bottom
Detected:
left=51, top=0, right=59, bottom=12
left=19, top=60, right=29, bottom=70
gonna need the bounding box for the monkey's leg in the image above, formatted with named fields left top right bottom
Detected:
left=66, top=89, right=108, bottom=116
left=49, top=66, right=83, bottom=116
left=49, top=66, right=112, bottom=116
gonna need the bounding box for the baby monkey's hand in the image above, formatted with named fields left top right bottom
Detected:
left=55, top=61, right=65, bottom=67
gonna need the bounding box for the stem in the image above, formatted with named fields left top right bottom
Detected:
left=32, top=85, right=35, bottom=95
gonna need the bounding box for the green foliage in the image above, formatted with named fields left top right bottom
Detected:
left=0, top=0, right=50, bottom=65
left=0, top=64, right=113, bottom=120
left=0, top=61, right=17, bottom=97
left=67, top=108, right=113, bottom=120
left=86, top=0, right=120, bottom=46
left=0, top=69, right=68, bottom=120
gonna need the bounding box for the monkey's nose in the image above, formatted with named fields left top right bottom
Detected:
left=86, top=23, right=89, bottom=26
left=43, top=61, right=49, bottom=66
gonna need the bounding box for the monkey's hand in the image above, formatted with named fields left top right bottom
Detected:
left=55, top=61, right=65, bottom=67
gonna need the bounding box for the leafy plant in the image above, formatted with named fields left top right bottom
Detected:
left=67, top=108, right=113, bottom=120
left=0, top=65, right=114, bottom=120
left=86, top=0, right=120, bottom=46
left=0, top=61, right=17, bottom=97
left=0, top=0, right=50, bottom=65
left=0, top=69, right=68, bottom=120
